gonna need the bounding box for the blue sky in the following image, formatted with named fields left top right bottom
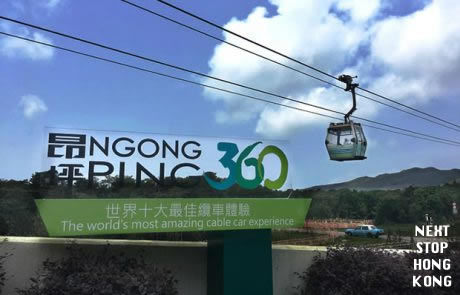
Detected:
left=1, top=0, right=460, bottom=188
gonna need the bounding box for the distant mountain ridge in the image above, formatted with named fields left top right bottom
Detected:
left=311, top=167, right=460, bottom=191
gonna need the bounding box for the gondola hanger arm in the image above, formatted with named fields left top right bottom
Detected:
left=338, top=74, right=359, bottom=123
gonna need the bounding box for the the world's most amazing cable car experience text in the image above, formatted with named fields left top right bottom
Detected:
left=326, top=75, right=367, bottom=161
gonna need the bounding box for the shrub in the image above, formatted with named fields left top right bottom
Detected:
left=0, top=256, right=5, bottom=295
left=17, top=246, right=178, bottom=295
left=0, top=217, right=8, bottom=236
left=295, top=246, right=459, bottom=295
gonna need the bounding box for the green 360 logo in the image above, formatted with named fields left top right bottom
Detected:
left=204, top=142, right=288, bottom=190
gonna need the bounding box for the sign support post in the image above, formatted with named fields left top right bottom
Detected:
left=207, top=229, right=273, bottom=295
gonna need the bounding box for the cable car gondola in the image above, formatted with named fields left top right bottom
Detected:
left=326, top=75, right=367, bottom=161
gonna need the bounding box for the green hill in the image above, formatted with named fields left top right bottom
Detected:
left=310, top=167, right=460, bottom=191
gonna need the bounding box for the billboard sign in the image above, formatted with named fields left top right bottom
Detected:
left=43, top=128, right=293, bottom=190
left=36, top=198, right=311, bottom=236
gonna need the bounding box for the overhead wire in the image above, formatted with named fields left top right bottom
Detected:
left=1, top=31, right=459, bottom=148
left=155, top=0, right=460, bottom=130
left=1, top=16, right=460, bottom=146
left=356, top=86, right=460, bottom=130
left=2, top=16, right=460, bottom=146
left=120, top=0, right=340, bottom=88
left=120, top=0, right=460, bottom=134
left=0, top=15, right=346, bottom=118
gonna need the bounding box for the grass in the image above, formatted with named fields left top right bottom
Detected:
left=271, top=230, right=321, bottom=241
left=272, top=230, right=389, bottom=247
left=377, top=223, right=415, bottom=236
left=324, top=236, right=387, bottom=247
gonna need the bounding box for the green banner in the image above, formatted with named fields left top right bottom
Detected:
left=35, top=198, right=311, bottom=236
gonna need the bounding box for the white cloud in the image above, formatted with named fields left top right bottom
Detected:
left=0, top=30, right=54, bottom=60
left=203, top=0, right=460, bottom=138
left=45, top=0, right=61, bottom=9
left=19, top=95, right=48, bottom=119
left=203, top=0, right=376, bottom=137
left=367, top=0, right=460, bottom=102
left=0, top=1, right=58, bottom=60
left=255, top=86, right=379, bottom=138
left=336, top=0, right=381, bottom=23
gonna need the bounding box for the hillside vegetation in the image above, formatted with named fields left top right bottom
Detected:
left=311, top=167, right=460, bottom=191
left=0, top=168, right=459, bottom=237
left=304, top=184, right=460, bottom=225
